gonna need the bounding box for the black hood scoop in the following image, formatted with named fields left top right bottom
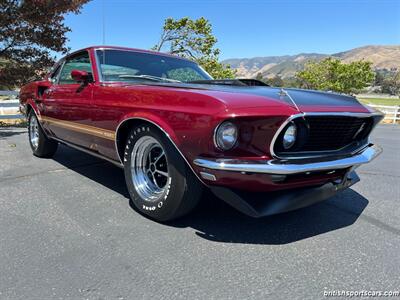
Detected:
left=188, top=79, right=269, bottom=87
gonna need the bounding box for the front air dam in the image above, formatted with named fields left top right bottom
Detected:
left=209, top=171, right=360, bottom=218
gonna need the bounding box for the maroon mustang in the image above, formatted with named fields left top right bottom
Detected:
left=19, top=46, right=383, bottom=221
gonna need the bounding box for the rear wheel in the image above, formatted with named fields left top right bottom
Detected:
left=28, top=111, right=58, bottom=158
left=123, top=124, right=203, bottom=221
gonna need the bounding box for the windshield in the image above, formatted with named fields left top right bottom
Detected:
left=96, top=49, right=212, bottom=83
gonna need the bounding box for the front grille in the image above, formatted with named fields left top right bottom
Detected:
left=274, top=115, right=374, bottom=156
left=301, top=116, right=372, bottom=151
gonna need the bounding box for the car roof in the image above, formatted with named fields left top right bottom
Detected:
left=66, top=45, right=193, bottom=62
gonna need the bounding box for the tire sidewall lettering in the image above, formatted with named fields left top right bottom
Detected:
left=125, top=126, right=172, bottom=213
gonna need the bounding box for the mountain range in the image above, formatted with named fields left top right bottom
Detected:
left=222, top=45, right=400, bottom=79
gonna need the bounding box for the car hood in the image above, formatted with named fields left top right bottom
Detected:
left=116, top=82, right=371, bottom=113
left=183, top=84, right=370, bottom=113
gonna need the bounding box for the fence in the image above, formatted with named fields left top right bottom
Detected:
left=368, top=104, right=400, bottom=124
left=0, top=91, right=23, bottom=120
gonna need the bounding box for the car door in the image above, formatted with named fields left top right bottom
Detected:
left=42, top=51, right=95, bottom=149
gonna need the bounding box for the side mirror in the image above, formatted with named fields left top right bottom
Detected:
left=71, top=70, right=92, bottom=83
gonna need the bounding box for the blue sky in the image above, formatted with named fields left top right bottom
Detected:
left=64, top=0, right=400, bottom=60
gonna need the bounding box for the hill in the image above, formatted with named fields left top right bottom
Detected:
left=222, top=45, right=400, bottom=78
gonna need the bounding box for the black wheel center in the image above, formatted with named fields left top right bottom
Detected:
left=150, top=164, right=156, bottom=172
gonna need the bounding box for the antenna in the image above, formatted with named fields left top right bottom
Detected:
left=102, top=0, right=105, bottom=45
left=102, top=0, right=106, bottom=67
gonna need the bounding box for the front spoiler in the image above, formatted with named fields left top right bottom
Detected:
left=209, top=171, right=360, bottom=218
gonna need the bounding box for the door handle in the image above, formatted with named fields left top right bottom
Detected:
left=44, top=89, right=53, bottom=97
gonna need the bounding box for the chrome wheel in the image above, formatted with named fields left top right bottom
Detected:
left=131, top=136, right=171, bottom=202
left=29, top=115, right=39, bottom=150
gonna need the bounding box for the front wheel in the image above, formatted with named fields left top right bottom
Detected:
left=28, top=111, right=58, bottom=158
left=123, top=124, right=203, bottom=222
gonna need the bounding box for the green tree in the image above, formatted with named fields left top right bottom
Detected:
left=0, top=0, right=90, bottom=89
left=153, top=17, right=235, bottom=79
left=381, top=71, right=400, bottom=96
left=374, top=70, right=386, bottom=86
left=296, top=57, right=375, bottom=94
left=265, top=75, right=284, bottom=87
left=282, top=77, right=302, bottom=88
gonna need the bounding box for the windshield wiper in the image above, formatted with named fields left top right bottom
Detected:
left=118, top=74, right=181, bottom=83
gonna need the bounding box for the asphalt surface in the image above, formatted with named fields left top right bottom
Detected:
left=0, top=125, right=399, bottom=299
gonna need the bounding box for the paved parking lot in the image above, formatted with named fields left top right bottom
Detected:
left=0, top=125, right=399, bottom=299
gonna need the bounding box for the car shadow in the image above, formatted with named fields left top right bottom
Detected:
left=171, top=189, right=368, bottom=244
left=52, top=145, right=368, bottom=245
left=52, top=144, right=131, bottom=199
left=0, top=128, right=27, bottom=139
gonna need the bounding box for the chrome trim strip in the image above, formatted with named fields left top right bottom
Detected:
left=194, top=144, right=382, bottom=175
left=304, top=111, right=384, bottom=117
left=269, top=113, right=305, bottom=159
left=54, top=59, right=66, bottom=85
left=114, top=117, right=205, bottom=184
left=93, top=47, right=194, bottom=83
left=94, top=48, right=104, bottom=82
left=269, top=111, right=384, bottom=160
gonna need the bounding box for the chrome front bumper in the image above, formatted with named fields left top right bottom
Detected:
left=193, top=144, right=382, bottom=175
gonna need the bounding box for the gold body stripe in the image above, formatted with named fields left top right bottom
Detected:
left=41, top=116, right=116, bottom=141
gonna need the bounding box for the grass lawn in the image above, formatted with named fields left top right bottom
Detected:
left=0, top=120, right=27, bottom=127
left=358, top=97, right=400, bottom=106
left=0, top=95, right=18, bottom=101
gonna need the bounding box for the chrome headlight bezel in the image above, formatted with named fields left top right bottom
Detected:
left=282, top=122, right=297, bottom=150
left=214, top=121, right=238, bottom=151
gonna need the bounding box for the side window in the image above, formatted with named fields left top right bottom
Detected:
left=49, top=63, right=63, bottom=83
left=58, top=52, right=92, bottom=84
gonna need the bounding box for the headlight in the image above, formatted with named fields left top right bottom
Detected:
left=282, top=123, right=297, bottom=149
left=215, top=121, right=238, bottom=150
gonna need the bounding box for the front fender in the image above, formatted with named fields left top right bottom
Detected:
left=116, top=112, right=180, bottom=146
